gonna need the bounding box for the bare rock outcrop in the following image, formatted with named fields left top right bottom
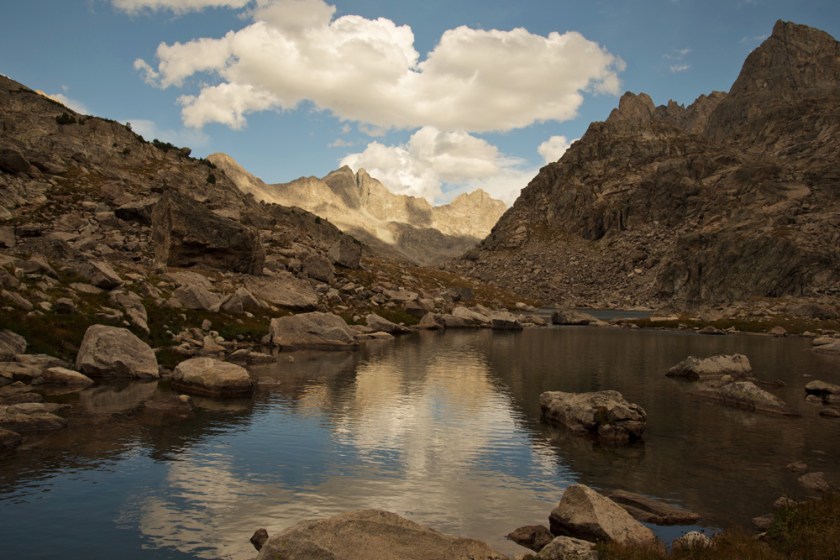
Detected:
left=255, top=509, right=506, bottom=560
left=540, top=390, right=646, bottom=443
left=666, top=354, right=753, bottom=381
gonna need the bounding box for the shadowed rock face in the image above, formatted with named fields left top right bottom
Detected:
left=209, top=154, right=507, bottom=265
left=457, top=20, right=840, bottom=310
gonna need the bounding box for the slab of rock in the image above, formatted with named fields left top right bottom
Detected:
left=270, top=312, right=359, bottom=351
left=551, top=309, right=600, bottom=326
left=537, top=536, right=598, bottom=560
left=549, top=484, right=656, bottom=544
left=798, top=472, right=831, bottom=493
left=75, top=325, right=159, bottom=379
left=506, top=524, right=554, bottom=552
left=366, top=313, right=410, bottom=335
left=244, top=274, right=318, bottom=311
left=171, top=284, right=222, bottom=312
left=303, top=253, right=335, bottom=283
left=0, top=427, right=23, bottom=452
left=171, top=357, right=253, bottom=398
left=0, top=410, right=67, bottom=433
left=813, top=340, right=840, bottom=355
left=666, top=354, right=753, bottom=381
left=451, top=306, right=492, bottom=327
left=152, top=190, right=265, bottom=274
left=115, top=197, right=158, bottom=225
left=255, top=509, right=506, bottom=560
left=540, top=390, right=646, bottom=443
left=0, top=329, right=26, bottom=361
left=75, top=260, right=123, bottom=289
left=33, top=367, right=94, bottom=387
left=228, top=349, right=275, bottom=364
left=693, top=380, right=798, bottom=416
left=606, top=490, right=700, bottom=525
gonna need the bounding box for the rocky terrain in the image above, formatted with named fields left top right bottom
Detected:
left=209, top=153, right=506, bottom=265
left=455, top=20, right=840, bottom=315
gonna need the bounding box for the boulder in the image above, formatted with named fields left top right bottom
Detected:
left=540, top=390, right=647, bottom=443
left=506, top=524, right=554, bottom=552
left=303, top=253, right=335, bottom=283
left=270, top=312, right=359, bottom=351
left=549, top=484, right=656, bottom=544
left=666, top=354, right=753, bottom=381
left=0, top=427, right=23, bottom=453
left=244, top=274, right=318, bottom=311
left=152, top=190, right=264, bottom=274
left=171, top=357, right=253, bottom=398
left=171, top=284, right=222, bottom=312
left=250, top=528, right=269, bottom=552
left=114, top=197, right=158, bottom=225
left=606, top=490, right=700, bottom=525
left=805, top=380, right=840, bottom=405
left=0, top=148, right=31, bottom=174
left=551, top=309, right=600, bottom=326
left=693, top=380, right=798, bottom=416
left=491, top=313, right=524, bottom=331
left=537, top=536, right=598, bottom=560
left=0, top=329, right=26, bottom=361
left=0, top=226, right=14, bottom=249
left=366, top=313, right=410, bottom=335
left=672, top=531, right=712, bottom=550
left=451, top=306, right=491, bottom=327
left=798, top=472, right=831, bottom=493
left=75, top=325, right=159, bottom=379
left=329, top=236, right=362, bottom=269
left=255, top=509, right=506, bottom=560
left=33, top=367, right=94, bottom=387
left=75, top=260, right=123, bottom=289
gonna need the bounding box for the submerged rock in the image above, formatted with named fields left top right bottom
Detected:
left=692, top=380, right=798, bottom=416
left=666, top=354, right=753, bottom=381
left=540, top=390, right=646, bottom=443
left=171, top=357, right=253, bottom=398
left=255, top=509, right=506, bottom=560
left=549, top=484, right=656, bottom=544
left=606, top=489, right=700, bottom=525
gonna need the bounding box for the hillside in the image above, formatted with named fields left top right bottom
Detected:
left=209, top=153, right=506, bottom=265
left=455, top=20, right=840, bottom=313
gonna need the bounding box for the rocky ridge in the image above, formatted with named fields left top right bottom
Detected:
left=209, top=153, right=507, bottom=265
left=456, top=20, right=840, bottom=313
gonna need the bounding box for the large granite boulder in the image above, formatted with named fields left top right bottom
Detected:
left=171, top=284, right=222, bottom=312
left=255, top=509, right=506, bottom=560
left=506, top=524, right=554, bottom=553
left=666, top=354, right=753, bottom=380
left=540, top=390, right=646, bottom=443
left=152, top=190, right=264, bottom=274
left=366, top=313, right=411, bottom=335
left=329, top=236, right=362, bottom=269
left=0, top=329, right=26, bottom=361
left=244, top=274, right=318, bottom=311
left=270, top=312, right=359, bottom=351
left=303, top=253, right=335, bottom=283
left=171, top=357, right=253, bottom=398
left=75, top=325, right=159, bottom=379
left=549, top=484, right=656, bottom=544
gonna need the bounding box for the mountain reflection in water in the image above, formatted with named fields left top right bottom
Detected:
left=1, top=328, right=838, bottom=559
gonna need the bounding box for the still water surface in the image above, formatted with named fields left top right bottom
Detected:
left=1, top=327, right=839, bottom=558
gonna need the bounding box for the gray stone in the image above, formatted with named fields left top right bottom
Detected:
left=537, top=536, right=599, bottom=560
left=1, top=289, right=33, bottom=311
left=0, top=329, right=26, bottom=361
left=270, top=312, right=359, bottom=351
left=75, top=260, right=123, bottom=289
left=0, top=148, right=31, bottom=173
left=0, top=411, right=67, bottom=433
left=255, top=509, right=506, bottom=560
left=549, top=484, right=656, bottom=544
left=329, top=236, right=362, bottom=269
left=172, top=284, right=222, bottom=312
left=114, top=197, right=158, bottom=225
left=551, top=309, right=600, bottom=326
left=303, top=253, right=335, bottom=283
left=540, top=390, right=647, bottom=443
left=244, top=274, right=318, bottom=311
left=33, top=367, right=94, bottom=387
left=172, top=357, right=253, bottom=398
left=75, top=325, right=159, bottom=379
left=607, top=489, right=701, bottom=525
left=366, top=313, right=410, bottom=335
left=506, top=524, right=554, bottom=552
left=666, top=354, right=753, bottom=381
left=798, top=472, right=831, bottom=493
left=693, top=380, right=798, bottom=416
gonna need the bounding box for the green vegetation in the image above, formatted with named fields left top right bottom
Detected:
left=55, top=112, right=77, bottom=125
left=596, top=494, right=840, bottom=560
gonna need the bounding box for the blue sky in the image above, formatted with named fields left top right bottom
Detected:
left=1, top=0, right=838, bottom=204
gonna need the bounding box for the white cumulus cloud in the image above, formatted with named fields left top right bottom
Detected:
left=134, top=0, right=624, bottom=133
left=112, top=0, right=251, bottom=14
left=341, top=127, right=539, bottom=205
left=537, top=135, right=573, bottom=164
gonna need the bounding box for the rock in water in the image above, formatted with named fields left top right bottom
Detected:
left=255, top=509, right=507, bottom=560
left=549, top=484, right=656, bottom=544
left=540, top=390, right=646, bottom=443
left=606, top=489, right=701, bottom=525
left=666, top=354, right=753, bottom=381
left=171, top=357, right=253, bottom=398
left=269, top=312, right=359, bottom=350
left=693, top=380, right=798, bottom=416
left=151, top=190, right=265, bottom=274
left=75, top=325, right=159, bottom=379
left=537, top=536, right=598, bottom=560
left=506, top=524, right=554, bottom=552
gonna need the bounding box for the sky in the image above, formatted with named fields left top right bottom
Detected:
left=1, top=1, right=838, bottom=206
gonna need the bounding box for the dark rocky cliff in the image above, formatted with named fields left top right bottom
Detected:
left=457, top=20, right=840, bottom=310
